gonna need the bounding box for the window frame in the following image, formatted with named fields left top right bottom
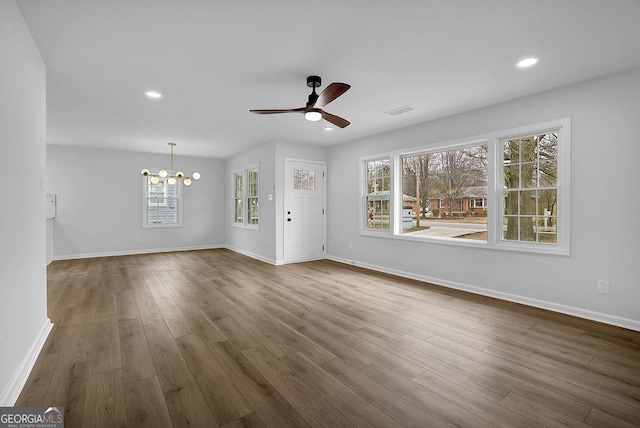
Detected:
left=141, top=172, right=183, bottom=228
left=359, top=118, right=570, bottom=256
left=361, top=156, right=393, bottom=235
left=232, top=164, right=259, bottom=230
left=493, top=119, right=570, bottom=254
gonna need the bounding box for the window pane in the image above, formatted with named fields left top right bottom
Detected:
left=365, top=159, right=390, bottom=231
left=248, top=197, right=259, bottom=224
left=294, top=170, right=301, bottom=189
left=504, top=164, right=519, bottom=189
left=235, top=199, right=243, bottom=223
left=400, top=145, right=487, bottom=240
left=501, top=131, right=559, bottom=245
left=537, top=161, right=557, bottom=187
left=504, top=191, right=518, bottom=215
left=309, top=171, right=316, bottom=190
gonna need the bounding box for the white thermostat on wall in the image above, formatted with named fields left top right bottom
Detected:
left=46, top=193, right=56, bottom=219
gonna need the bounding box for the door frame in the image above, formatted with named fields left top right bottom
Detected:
left=282, top=157, right=327, bottom=264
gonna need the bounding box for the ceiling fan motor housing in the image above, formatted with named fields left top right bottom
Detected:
left=306, top=75, right=321, bottom=88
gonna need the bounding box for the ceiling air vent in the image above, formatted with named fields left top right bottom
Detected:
left=386, top=105, right=415, bottom=116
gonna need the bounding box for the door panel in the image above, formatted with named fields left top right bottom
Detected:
left=284, top=160, right=325, bottom=263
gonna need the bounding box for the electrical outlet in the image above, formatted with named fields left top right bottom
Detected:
left=135, top=236, right=141, bottom=242
left=597, top=280, right=610, bottom=294
left=348, top=242, right=353, bottom=249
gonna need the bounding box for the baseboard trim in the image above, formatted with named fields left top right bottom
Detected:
left=52, top=245, right=225, bottom=261
left=326, top=255, right=640, bottom=332
left=0, top=318, right=53, bottom=406
left=225, top=246, right=278, bottom=266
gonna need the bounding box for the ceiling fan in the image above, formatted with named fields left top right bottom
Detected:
left=250, top=75, right=351, bottom=128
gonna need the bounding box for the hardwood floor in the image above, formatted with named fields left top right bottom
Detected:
left=16, top=249, right=640, bottom=427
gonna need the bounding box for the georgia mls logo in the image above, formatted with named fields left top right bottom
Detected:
left=0, top=406, right=64, bottom=427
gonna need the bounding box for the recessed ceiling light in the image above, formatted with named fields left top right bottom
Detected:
left=516, top=57, right=539, bottom=68
left=324, top=127, right=333, bottom=131
left=145, top=91, right=162, bottom=99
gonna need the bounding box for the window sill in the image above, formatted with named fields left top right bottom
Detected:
left=232, top=223, right=259, bottom=231
left=359, top=229, right=569, bottom=256
left=143, top=223, right=183, bottom=229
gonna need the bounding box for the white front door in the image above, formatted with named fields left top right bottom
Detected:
left=283, top=159, right=325, bottom=263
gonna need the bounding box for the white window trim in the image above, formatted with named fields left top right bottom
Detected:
left=141, top=173, right=183, bottom=228
left=360, top=155, right=393, bottom=236
left=359, top=118, right=570, bottom=256
left=232, top=163, right=259, bottom=230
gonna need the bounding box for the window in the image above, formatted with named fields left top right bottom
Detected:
left=248, top=168, right=259, bottom=225
left=400, top=144, right=488, bottom=239
left=364, top=159, right=390, bottom=231
left=142, top=174, right=181, bottom=227
left=360, top=118, right=570, bottom=255
left=502, top=132, right=558, bottom=244
left=233, top=166, right=259, bottom=228
left=470, top=198, right=487, bottom=208
left=294, top=169, right=317, bottom=190
left=234, top=172, right=243, bottom=224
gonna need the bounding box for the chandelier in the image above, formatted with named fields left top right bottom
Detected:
left=140, top=142, right=200, bottom=186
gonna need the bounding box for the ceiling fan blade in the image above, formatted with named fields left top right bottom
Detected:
left=312, top=83, right=351, bottom=109
left=250, top=108, right=305, bottom=114
left=322, top=111, right=350, bottom=128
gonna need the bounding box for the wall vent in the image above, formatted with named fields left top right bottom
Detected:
left=385, top=105, right=415, bottom=116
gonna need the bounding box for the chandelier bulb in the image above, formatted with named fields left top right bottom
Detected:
left=192, top=172, right=201, bottom=180
left=183, top=178, right=192, bottom=186
left=159, top=169, right=168, bottom=178
left=150, top=176, right=160, bottom=184
left=140, top=168, right=150, bottom=176
left=176, top=171, right=184, bottom=179
left=168, top=177, right=177, bottom=185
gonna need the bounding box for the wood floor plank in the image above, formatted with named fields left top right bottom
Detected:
left=362, top=362, right=495, bottom=428
left=498, top=392, right=591, bottom=428
left=88, top=319, right=122, bottom=375
left=124, top=376, right=173, bottom=428
left=165, top=384, right=220, bottom=428
left=116, top=289, right=139, bottom=320
left=320, top=358, right=448, bottom=428
left=585, top=408, right=640, bottom=428
left=280, top=352, right=400, bottom=427
left=44, top=361, right=88, bottom=428
left=155, top=294, right=194, bottom=338
left=134, top=287, right=164, bottom=326
left=178, top=301, right=227, bottom=345
left=220, top=413, right=266, bottom=428
left=118, top=318, right=156, bottom=384
left=242, top=346, right=356, bottom=428
left=57, top=323, right=91, bottom=367
left=143, top=320, right=195, bottom=393
left=208, top=340, right=310, bottom=428
left=176, top=334, right=252, bottom=425
left=81, top=368, right=127, bottom=428
left=411, top=369, right=544, bottom=427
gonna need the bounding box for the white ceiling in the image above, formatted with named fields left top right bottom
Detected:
left=17, top=0, right=640, bottom=159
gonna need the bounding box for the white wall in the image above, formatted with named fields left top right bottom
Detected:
left=225, top=141, right=278, bottom=263
left=0, top=0, right=50, bottom=405
left=225, top=141, right=327, bottom=264
left=327, top=68, right=640, bottom=330
left=47, top=145, right=225, bottom=259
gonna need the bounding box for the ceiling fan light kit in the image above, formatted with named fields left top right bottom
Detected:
left=141, top=142, right=200, bottom=187
left=250, top=75, right=351, bottom=128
